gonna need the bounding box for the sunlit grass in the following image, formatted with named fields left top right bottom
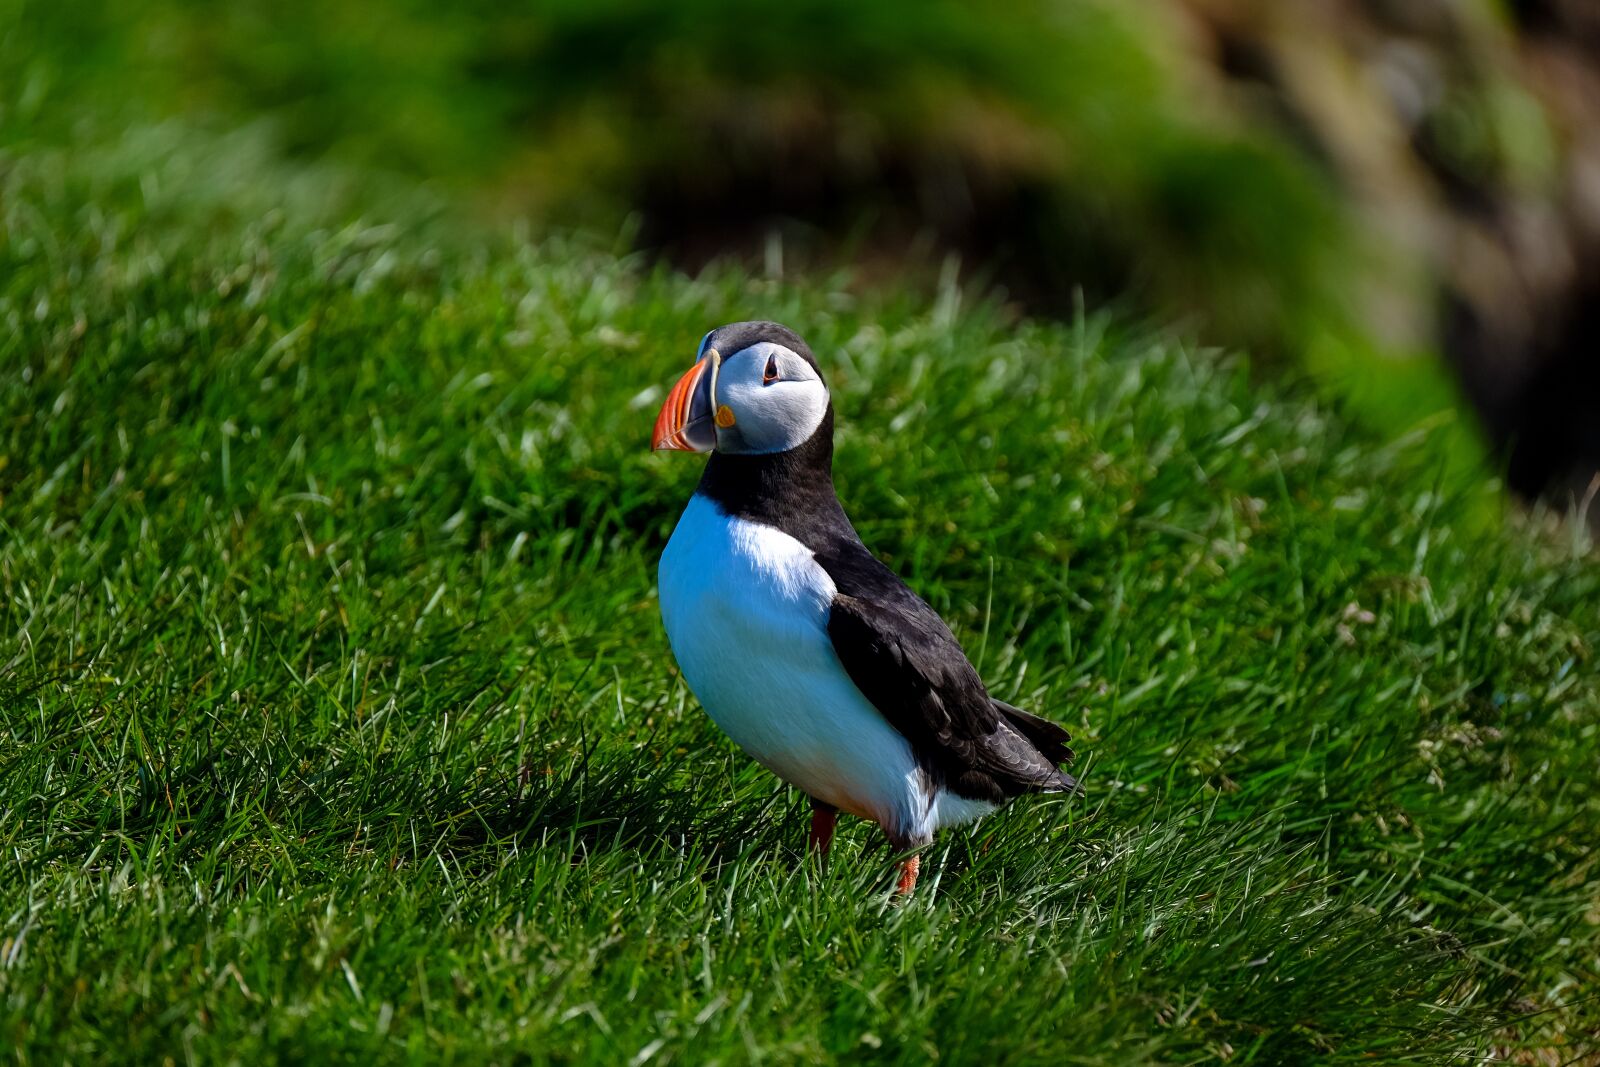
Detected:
left=1, top=129, right=1596, bottom=1063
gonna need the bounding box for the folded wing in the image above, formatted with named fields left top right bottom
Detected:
left=823, top=562, right=1078, bottom=803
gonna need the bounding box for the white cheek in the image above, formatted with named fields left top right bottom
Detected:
left=721, top=379, right=828, bottom=453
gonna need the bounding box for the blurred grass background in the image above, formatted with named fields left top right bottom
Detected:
left=10, top=0, right=1360, bottom=351
left=12, top=0, right=1597, bottom=507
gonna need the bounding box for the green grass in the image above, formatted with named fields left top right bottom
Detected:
left=2, top=128, right=1598, bottom=1064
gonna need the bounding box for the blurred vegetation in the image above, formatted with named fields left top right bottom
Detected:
left=4, top=0, right=1356, bottom=352
left=22, top=0, right=1598, bottom=514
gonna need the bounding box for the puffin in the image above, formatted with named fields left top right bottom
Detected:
left=652, top=321, right=1079, bottom=894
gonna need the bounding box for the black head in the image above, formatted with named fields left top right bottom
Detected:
left=652, top=321, right=831, bottom=455
left=697, top=321, right=824, bottom=378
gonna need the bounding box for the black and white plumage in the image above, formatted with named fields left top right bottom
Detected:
left=653, top=321, right=1078, bottom=892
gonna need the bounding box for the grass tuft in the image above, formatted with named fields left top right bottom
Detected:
left=1, top=129, right=1597, bottom=1063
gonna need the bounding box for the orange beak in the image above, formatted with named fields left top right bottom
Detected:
left=651, top=349, right=720, bottom=452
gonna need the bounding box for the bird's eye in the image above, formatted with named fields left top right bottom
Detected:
left=762, top=353, right=780, bottom=384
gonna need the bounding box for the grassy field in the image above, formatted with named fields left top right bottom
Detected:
left=2, top=126, right=1598, bottom=1063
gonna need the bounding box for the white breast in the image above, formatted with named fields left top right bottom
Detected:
left=660, top=494, right=979, bottom=843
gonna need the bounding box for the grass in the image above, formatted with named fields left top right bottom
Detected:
left=2, top=126, right=1598, bottom=1063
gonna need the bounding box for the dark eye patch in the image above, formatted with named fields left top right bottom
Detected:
left=763, top=353, right=780, bottom=384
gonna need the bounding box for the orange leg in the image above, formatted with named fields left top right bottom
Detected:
left=896, top=853, right=920, bottom=895
left=808, top=807, right=837, bottom=858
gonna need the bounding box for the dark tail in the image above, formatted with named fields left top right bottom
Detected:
left=993, top=698, right=1080, bottom=792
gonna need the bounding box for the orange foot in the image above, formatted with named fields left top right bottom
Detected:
left=896, top=854, right=920, bottom=895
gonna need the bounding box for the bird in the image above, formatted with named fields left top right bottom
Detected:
left=652, top=321, right=1079, bottom=894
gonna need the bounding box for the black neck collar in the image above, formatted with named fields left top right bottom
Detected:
left=694, top=405, right=854, bottom=544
